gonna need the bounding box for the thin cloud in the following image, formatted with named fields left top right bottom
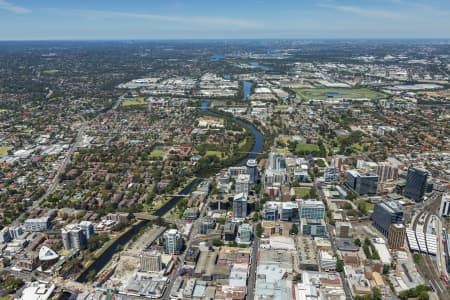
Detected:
left=0, top=0, right=31, bottom=14
left=319, top=3, right=399, bottom=19
left=68, top=9, right=259, bottom=28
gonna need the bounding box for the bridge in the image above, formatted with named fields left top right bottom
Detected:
left=133, top=213, right=177, bottom=224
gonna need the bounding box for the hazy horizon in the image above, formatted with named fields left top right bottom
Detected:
left=0, top=0, right=449, bottom=40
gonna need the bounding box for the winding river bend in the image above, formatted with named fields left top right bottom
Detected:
left=77, top=100, right=264, bottom=283
left=200, top=99, right=264, bottom=164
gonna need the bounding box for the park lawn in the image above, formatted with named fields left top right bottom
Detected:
left=275, top=148, right=292, bottom=155
left=277, top=136, right=291, bottom=144
left=295, top=87, right=385, bottom=101
left=295, top=143, right=320, bottom=153
left=0, top=146, right=13, bottom=157
left=238, top=138, right=247, bottom=149
left=355, top=199, right=375, bottom=211
left=294, top=188, right=310, bottom=198
left=122, top=97, right=146, bottom=107
left=149, top=149, right=164, bottom=158
left=205, top=150, right=224, bottom=158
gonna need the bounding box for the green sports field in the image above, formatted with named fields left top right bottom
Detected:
left=122, top=97, right=146, bottom=107
left=0, top=146, right=12, bottom=157
left=295, top=87, right=385, bottom=101
left=295, top=143, right=320, bottom=154
left=149, top=149, right=164, bottom=158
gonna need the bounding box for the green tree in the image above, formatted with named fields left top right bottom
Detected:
left=413, top=253, right=422, bottom=263
left=0, top=276, right=24, bottom=294
left=290, top=223, right=299, bottom=235
left=418, top=291, right=429, bottom=300
left=293, top=273, right=302, bottom=282
left=336, top=259, right=344, bottom=272
left=85, top=270, right=97, bottom=282
left=212, top=239, right=224, bottom=247
left=372, top=287, right=382, bottom=300
left=256, top=223, right=263, bottom=238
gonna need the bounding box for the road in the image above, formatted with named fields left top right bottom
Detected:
left=247, top=236, right=259, bottom=300
left=13, top=95, right=128, bottom=226
left=12, top=121, right=86, bottom=226
left=316, top=180, right=353, bottom=300
left=326, top=224, right=354, bottom=300
left=162, top=184, right=210, bottom=300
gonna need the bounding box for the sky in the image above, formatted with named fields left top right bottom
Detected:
left=0, top=0, right=449, bottom=40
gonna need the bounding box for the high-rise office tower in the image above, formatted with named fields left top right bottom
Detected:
left=404, top=167, right=429, bottom=202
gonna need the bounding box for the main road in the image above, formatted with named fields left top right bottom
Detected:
left=12, top=121, right=86, bottom=226
left=15, top=95, right=135, bottom=226
left=247, top=237, right=260, bottom=300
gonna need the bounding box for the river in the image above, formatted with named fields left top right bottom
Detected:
left=77, top=100, right=264, bottom=283
left=200, top=99, right=263, bottom=163
left=243, top=80, right=253, bottom=100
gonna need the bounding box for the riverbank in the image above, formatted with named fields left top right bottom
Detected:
left=75, top=100, right=265, bottom=283
left=200, top=99, right=264, bottom=164
left=76, top=179, right=202, bottom=283
left=76, top=220, right=149, bottom=283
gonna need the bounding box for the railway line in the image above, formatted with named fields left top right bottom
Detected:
left=410, top=193, right=449, bottom=299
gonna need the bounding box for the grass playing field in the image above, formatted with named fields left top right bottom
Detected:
left=122, top=97, right=146, bottom=107
left=295, top=87, right=385, bottom=101
left=149, top=149, right=164, bottom=158
left=295, top=143, right=320, bottom=154
left=0, top=146, right=13, bottom=157
left=205, top=150, right=225, bottom=158
left=293, top=187, right=310, bottom=198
